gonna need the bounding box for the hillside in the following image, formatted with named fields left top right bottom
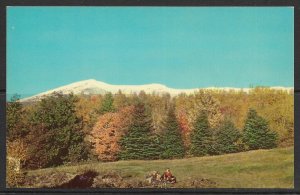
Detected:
left=20, top=79, right=294, bottom=102
left=24, top=147, right=294, bottom=188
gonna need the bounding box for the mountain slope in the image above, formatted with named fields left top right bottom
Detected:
left=20, top=79, right=294, bottom=102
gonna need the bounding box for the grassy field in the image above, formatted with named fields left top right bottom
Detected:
left=27, top=147, right=294, bottom=188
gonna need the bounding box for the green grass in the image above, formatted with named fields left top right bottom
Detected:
left=27, top=147, right=294, bottom=188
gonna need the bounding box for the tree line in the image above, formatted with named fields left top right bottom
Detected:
left=6, top=88, right=293, bottom=169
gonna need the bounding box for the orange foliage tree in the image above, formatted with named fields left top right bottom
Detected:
left=90, top=106, right=134, bottom=161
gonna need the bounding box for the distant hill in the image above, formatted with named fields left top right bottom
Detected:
left=20, top=79, right=294, bottom=102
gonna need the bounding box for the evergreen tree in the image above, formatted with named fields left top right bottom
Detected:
left=160, top=105, right=185, bottom=159
left=190, top=111, right=212, bottom=156
left=242, top=109, right=278, bottom=150
left=98, top=92, right=115, bottom=114
left=215, top=119, right=241, bottom=154
left=118, top=103, right=161, bottom=160
left=25, top=93, right=88, bottom=168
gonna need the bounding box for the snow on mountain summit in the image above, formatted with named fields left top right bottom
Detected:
left=20, top=79, right=171, bottom=102
left=20, top=79, right=294, bottom=102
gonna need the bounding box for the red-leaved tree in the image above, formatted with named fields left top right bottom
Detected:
left=177, top=109, right=191, bottom=148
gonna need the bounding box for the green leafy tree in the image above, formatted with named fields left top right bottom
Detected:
left=118, top=103, right=161, bottom=160
left=25, top=93, right=88, bottom=168
left=24, top=123, right=55, bottom=168
left=98, top=92, right=115, bottom=114
left=242, top=108, right=278, bottom=150
left=215, top=119, right=241, bottom=154
left=160, top=105, right=185, bottom=159
left=6, top=94, right=28, bottom=141
left=190, top=111, right=212, bottom=156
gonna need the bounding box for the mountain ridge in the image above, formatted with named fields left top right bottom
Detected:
left=20, top=79, right=294, bottom=102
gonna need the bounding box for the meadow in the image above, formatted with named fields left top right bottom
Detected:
left=24, top=147, right=294, bottom=188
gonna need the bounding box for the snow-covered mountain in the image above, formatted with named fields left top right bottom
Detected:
left=20, top=79, right=294, bottom=102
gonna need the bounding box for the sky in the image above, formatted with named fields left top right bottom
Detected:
left=7, top=7, right=294, bottom=98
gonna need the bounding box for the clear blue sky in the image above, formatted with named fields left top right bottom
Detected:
left=7, top=7, right=294, bottom=98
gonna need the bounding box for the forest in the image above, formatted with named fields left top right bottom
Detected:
left=6, top=88, right=294, bottom=186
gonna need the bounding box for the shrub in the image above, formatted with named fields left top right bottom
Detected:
left=6, top=158, right=25, bottom=188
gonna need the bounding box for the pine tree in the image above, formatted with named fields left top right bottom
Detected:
left=189, top=111, right=212, bottom=156
left=215, top=119, right=241, bottom=154
left=160, top=105, right=185, bottom=159
left=98, top=92, right=115, bottom=114
left=118, top=103, right=161, bottom=160
left=242, top=109, right=278, bottom=150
